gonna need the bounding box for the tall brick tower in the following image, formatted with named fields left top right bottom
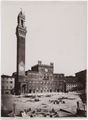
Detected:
left=16, top=10, right=27, bottom=94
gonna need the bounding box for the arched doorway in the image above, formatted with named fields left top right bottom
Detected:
left=29, top=89, right=31, bottom=93
left=50, top=89, right=52, bottom=92
left=57, top=89, right=59, bottom=92
left=22, top=84, right=27, bottom=94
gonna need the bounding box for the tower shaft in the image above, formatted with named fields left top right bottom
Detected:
left=15, top=11, right=27, bottom=95
left=16, top=11, right=27, bottom=77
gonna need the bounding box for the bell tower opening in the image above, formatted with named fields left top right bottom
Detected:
left=21, top=19, right=23, bottom=27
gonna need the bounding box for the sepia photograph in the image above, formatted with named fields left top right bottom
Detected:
left=1, top=1, right=87, bottom=118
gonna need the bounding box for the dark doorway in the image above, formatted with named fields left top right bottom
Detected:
left=50, top=89, right=52, bottom=92
left=29, top=89, right=31, bottom=93
left=57, top=89, right=59, bottom=92
left=22, top=84, right=26, bottom=94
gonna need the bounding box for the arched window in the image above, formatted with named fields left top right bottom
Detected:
left=50, top=89, right=52, bottom=92
left=21, top=19, right=23, bottom=27
left=29, top=89, right=31, bottom=93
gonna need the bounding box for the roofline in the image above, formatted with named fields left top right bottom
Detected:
left=1, top=75, right=14, bottom=78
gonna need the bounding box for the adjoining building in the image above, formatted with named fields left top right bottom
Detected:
left=75, top=70, right=86, bottom=92
left=1, top=75, right=15, bottom=94
left=75, top=70, right=87, bottom=104
left=65, top=76, right=83, bottom=92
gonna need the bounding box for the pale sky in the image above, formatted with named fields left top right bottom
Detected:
left=1, top=1, right=87, bottom=76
